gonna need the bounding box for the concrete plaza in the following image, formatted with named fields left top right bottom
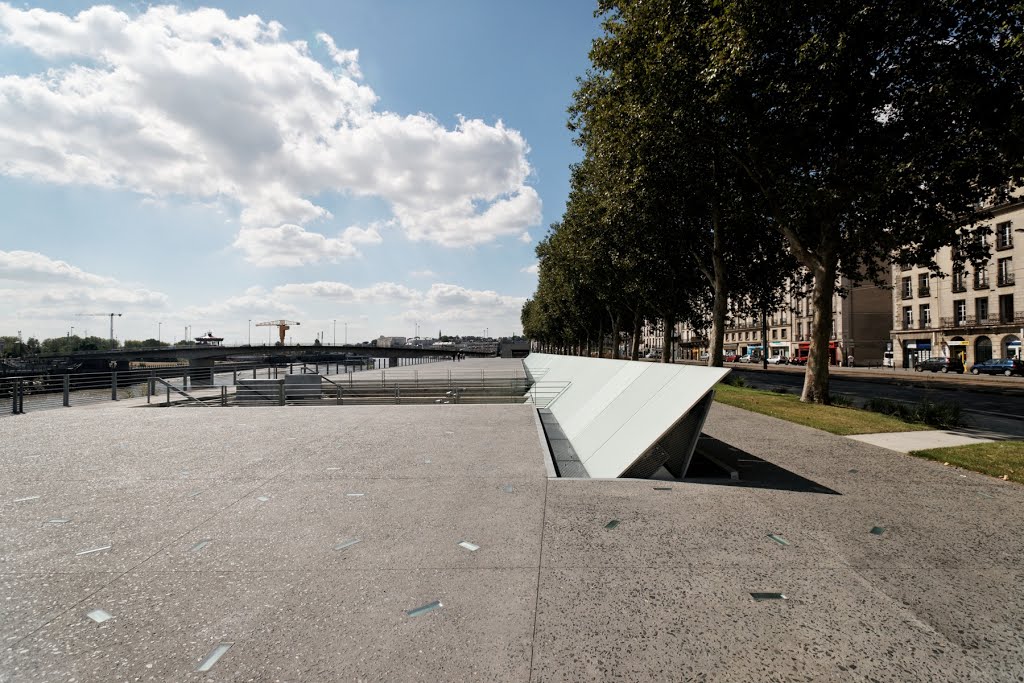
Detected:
left=2, top=359, right=1023, bottom=681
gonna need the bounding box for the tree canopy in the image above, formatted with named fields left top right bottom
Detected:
left=526, top=0, right=1022, bottom=403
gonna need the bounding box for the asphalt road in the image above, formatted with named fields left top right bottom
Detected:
left=724, top=364, right=1024, bottom=439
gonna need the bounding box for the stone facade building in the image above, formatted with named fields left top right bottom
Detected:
left=890, top=199, right=1024, bottom=368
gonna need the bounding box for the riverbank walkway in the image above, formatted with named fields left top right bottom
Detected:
left=2, top=358, right=1022, bottom=681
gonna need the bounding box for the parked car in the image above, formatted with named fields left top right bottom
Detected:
left=766, top=355, right=789, bottom=365
left=724, top=352, right=740, bottom=362
left=970, top=357, right=1024, bottom=376
left=698, top=352, right=710, bottom=361
left=738, top=354, right=754, bottom=363
left=914, top=356, right=965, bottom=374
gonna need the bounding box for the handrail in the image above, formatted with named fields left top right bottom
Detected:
left=527, top=380, right=572, bottom=408
left=152, top=377, right=210, bottom=407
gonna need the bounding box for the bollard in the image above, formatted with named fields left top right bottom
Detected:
left=278, top=381, right=285, bottom=406
left=63, top=374, right=70, bottom=407
left=111, top=371, right=118, bottom=401
left=221, top=386, right=228, bottom=407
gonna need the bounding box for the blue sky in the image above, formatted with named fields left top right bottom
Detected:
left=0, top=2, right=602, bottom=345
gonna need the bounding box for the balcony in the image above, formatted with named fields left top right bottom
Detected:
left=952, top=282, right=967, bottom=293
left=973, top=278, right=990, bottom=291
left=997, top=238, right=1013, bottom=251
left=999, top=273, right=1016, bottom=287
left=918, top=286, right=931, bottom=297
left=940, top=316, right=975, bottom=329
left=900, top=320, right=914, bottom=330
left=901, top=289, right=913, bottom=300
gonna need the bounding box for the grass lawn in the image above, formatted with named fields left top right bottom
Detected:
left=713, top=383, right=932, bottom=436
left=910, top=442, right=1024, bottom=484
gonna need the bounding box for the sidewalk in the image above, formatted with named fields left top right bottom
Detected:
left=2, top=395, right=1022, bottom=681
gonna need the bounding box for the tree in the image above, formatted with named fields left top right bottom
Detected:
left=707, top=0, right=1024, bottom=402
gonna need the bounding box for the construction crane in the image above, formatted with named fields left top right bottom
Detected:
left=256, top=320, right=300, bottom=346
left=77, top=312, right=122, bottom=349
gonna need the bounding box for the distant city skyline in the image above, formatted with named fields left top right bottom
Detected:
left=0, top=2, right=602, bottom=344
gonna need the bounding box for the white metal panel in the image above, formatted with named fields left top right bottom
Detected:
left=572, top=366, right=675, bottom=463
left=525, top=353, right=729, bottom=478
left=584, top=371, right=721, bottom=478
left=557, top=363, right=648, bottom=440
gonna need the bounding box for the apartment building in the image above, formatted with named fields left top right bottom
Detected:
left=891, top=200, right=1024, bottom=368
left=640, top=319, right=706, bottom=360
left=722, top=309, right=793, bottom=360
left=717, top=274, right=892, bottom=365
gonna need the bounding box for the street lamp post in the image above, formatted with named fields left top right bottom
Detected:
left=248, top=319, right=251, bottom=346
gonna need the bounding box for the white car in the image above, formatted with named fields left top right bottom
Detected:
left=766, top=355, right=789, bottom=365
left=738, top=354, right=753, bottom=363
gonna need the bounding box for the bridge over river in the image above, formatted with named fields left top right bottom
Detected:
left=37, top=344, right=487, bottom=373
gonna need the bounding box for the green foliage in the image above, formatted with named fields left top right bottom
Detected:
left=124, top=339, right=169, bottom=349
left=864, top=397, right=964, bottom=429
left=529, top=0, right=1023, bottom=401
left=722, top=374, right=747, bottom=388
left=829, top=393, right=854, bottom=408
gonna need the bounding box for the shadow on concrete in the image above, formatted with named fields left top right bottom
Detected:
left=663, top=435, right=840, bottom=495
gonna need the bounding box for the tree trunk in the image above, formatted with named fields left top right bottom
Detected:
left=662, top=316, right=673, bottom=363
left=761, top=308, right=769, bottom=370
left=707, top=185, right=727, bottom=368
left=630, top=310, right=641, bottom=361
left=801, top=257, right=837, bottom=404
left=610, top=308, right=621, bottom=360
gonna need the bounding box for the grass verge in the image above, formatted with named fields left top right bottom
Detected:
left=910, top=442, right=1024, bottom=484
left=713, top=383, right=932, bottom=436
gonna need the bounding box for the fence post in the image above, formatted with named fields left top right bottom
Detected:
left=63, top=374, right=70, bottom=407
left=166, top=384, right=171, bottom=407
left=111, top=371, right=118, bottom=401
left=221, top=385, right=227, bottom=407
left=278, top=380, right=285, bottom=406
left=233, top=370, right=237, bottom=386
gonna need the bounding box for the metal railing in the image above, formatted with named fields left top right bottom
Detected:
left=525, top=381, right=572, bottom=408
left=4, top=360, right=532, bottom=414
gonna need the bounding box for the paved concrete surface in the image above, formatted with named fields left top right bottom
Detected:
left=849, top=430, right=995, bottom=453
left=2, top=365, right=1024, bottom=681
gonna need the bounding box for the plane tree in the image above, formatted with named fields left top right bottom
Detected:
left=576, top=0, right=797, bottom=369
left=706, top=0, right=1024, bottom=402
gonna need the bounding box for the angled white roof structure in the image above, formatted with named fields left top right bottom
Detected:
left=524, top=353, right=729, bottom=479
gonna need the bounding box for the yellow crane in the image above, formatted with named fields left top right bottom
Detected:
left=256, top=320, right=300, bottom=346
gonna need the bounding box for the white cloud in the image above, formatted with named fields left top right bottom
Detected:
left=0, top=4, right=542, bottom=264
left=271, top=279, right=526, bottom=328
left=520, top=262, right=539, bottom=275
left=0, top=250, right=115, bottom=285
left=0, top=250, right=168, bottom=314
left=232, top=223, right=382, bottom=266
left=180, top=286, right=300, bottom=320
left=274, top=281, right=419, bottom=304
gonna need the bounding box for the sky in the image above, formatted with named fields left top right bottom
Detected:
left=0, top=1, right=602, bottom=346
